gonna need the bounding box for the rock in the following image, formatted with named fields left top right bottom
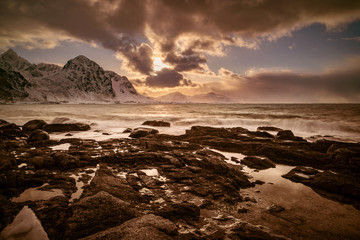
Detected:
left=31, top=196, right=71, bottom=240
left=66, top=191, right=137, bottom=239
left=123, top=128, right=132, bottom=133
left=276, top=130, right=303, bottom=141
left=43, top=123, right=90, bottom=132
left=283, top=167, right=360, bottom=208
left=247, top=131, right=274, bottom=139
left=237, top=207, right=249, bottom=213
left=65, top=133, right=73, bottom=136
left=257, top=126, right=282, bottom=132
left=276, top=130, right=295, bottom=139
left=229, top=221, right=289, bottom=240
left=267, top=204, right=285, bottom=213
left=310, top=171, right=360, bottom=199
left=142, top=120, right=171, bottom=127
left=0, top=206, right=49, bottom=240
left=129, top=127, right=159, bottom=138
left=0, top=122, right=20, bottom=131
left=241, top=156, right=275, bottom=170
left=0, top=122, right=23, bottom=139
left=185, top=126, right=233, bottom=138
left=81, top=167, right=145, bottom=203
left=254, top=180, right=265, bottom=185
left=51, top=152, right=79, bottom=170
left=22, top=119, right=47, bottom=132
left=28, top=129, right=50, bottom=142
left=80, top=214, right=178, bottom=240
left=0, top=150, right=16, bottom=171
left=155, top=202, right=200, bottom=223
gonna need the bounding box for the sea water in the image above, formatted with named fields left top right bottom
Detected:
left=0, top=103, right=359, bottom=142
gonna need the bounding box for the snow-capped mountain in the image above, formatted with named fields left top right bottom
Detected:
left=0, top=49, right=151, bottom=103
left=156, top=91, right=231, bottom=103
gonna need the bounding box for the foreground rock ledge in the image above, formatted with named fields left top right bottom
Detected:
left=0, top=121, right=359, bottom=240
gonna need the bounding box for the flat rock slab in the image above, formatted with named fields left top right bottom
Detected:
left=142, top=120, right=171, bottom=127
left=43, top=123, right=90, bottom=132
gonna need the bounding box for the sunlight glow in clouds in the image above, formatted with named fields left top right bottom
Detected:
left=153, top=57, right=170, bottom=72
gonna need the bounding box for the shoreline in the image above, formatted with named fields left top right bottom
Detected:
left=1, top=119, right=360, bottom=239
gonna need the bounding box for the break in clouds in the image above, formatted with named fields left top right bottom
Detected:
left=1, top=0, right=360, bottom=101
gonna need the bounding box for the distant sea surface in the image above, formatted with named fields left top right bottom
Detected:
left=1, top=104, right=359, bottom=142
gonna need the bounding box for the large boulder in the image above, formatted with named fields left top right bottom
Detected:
left=28, top=129, right=50, bottom=142
left=241, top=156, right=276, bottom=170
left=66, top=191, right=137, bottom=239
left=43, top=123, right=90, bottom=132
left=129, top=128, right=159, bottom=138
left=22, top=119, right=47, bottom=133
left=142, top=120, right=171, bottom=127
left=80, top=214, right=178, bottom=240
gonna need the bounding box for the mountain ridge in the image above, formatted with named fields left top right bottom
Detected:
left=0, top=49, right=151, bottom=103
left=156, top=91, right=231, bottom=103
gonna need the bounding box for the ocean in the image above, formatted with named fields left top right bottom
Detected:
left=1, top=103, right=359, bottom=142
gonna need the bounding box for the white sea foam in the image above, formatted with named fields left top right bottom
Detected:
left=0, top=104, right=359, bottom=142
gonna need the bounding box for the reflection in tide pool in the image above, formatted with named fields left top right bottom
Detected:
left=11, top=184, right=63, bottom=202
left=215, top=149, right=360, bottom=239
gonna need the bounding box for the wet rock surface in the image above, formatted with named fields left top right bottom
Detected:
left=0, top=120, right=359, bottom=239
left=142, top=120, right=171, bottom=127
left=129, top=127, right=159, bottom=138
left=241, top=156, right=276, bottom=170
left=43, top=123, right=91, bottom=132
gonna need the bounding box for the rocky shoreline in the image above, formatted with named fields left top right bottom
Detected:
left=0, top=119, right=359, bottom=239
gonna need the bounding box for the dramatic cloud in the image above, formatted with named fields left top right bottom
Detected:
left=116, top=43, right=153, bottom=75
left=1, top=0, right=359, bottom=76
left=1, top=0, right=360, bottom=100
left=165, top=52, right=207, bottom=72
left=145, top=68, right=184, bottom=87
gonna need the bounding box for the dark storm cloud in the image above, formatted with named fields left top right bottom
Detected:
left=148, top=0, right=360, bottom=49
left=165, top=52, right=207, bottom=72
left=145, top=68, right=184, bottom=87
left=0, top=0, right=150, bottom=73
left=1, top=0, right=360, bottom=76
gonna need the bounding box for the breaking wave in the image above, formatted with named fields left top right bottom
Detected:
left=1, top=103, right=359, bottom=142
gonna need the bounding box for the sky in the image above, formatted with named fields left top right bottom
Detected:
left=1, top=0, right=360, bottom=103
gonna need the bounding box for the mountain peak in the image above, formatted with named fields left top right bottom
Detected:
left=63, top=55, right=100, bottom=70
left=1, top=49, right=20, bottom=61
left=0, top=49, right=32, bottom=72
left=72, top=55, right=91, bottom=62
